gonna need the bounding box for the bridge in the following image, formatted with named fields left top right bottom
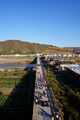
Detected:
left=32, top=55, right=61, bottom=120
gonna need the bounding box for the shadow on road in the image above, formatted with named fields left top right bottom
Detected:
left=38, top=107, right=51, bottom=120
left=0, top=59, right=36, bottom=120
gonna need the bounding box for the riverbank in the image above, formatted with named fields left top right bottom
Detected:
left=0, top=56, right=35, bottom=64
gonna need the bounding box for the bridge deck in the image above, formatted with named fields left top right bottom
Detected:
left=32, top=55, right=61, bottom=120
left=32, top=56, right=52, bottom=120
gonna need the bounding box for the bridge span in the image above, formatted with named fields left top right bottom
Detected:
left=32, top=55, right=61, bottom=120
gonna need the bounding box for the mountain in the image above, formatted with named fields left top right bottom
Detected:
left=0, top=40, right=68, bottom=54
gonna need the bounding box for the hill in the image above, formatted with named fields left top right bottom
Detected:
left=0, top=40, right=68, bottom=54
left=64, top=47, right=80, bottom=53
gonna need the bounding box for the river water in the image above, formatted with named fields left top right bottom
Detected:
left=0, top=63, right=36, bottom=69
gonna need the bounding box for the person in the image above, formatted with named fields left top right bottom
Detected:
left=35, top=83, right=37, bottom=89
left=35, top=98, right=38, bottom=104
left=43, top=90, right=46, bottom=96
left=55, top=114, right=59, bottom=120
left=51, top=117, right=54, bottom=120
left=44, top=101, right=49, bottom=107
left=38, top=94, right=42, bottom=99
left=52, top=112, right=55, bottom=120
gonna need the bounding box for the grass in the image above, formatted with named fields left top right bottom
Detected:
left=0, top=95, right=8, bottom=107
left=0, top=69, right=26, bottom=107
left=0, top=78, right=21, bottom=88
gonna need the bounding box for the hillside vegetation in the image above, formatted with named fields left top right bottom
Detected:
left=0, top=40, right=67, bottom=54
left=45, top=65, right=80, bottom=120
left=64, top=47, right=80, bottom=52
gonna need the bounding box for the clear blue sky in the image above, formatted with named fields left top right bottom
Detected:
left=0, top=0, right=80, bottom=47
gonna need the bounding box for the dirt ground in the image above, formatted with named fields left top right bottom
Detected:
left=0, top=57, right=34, bottom=64
left=0, top=88, right=13, bottom=95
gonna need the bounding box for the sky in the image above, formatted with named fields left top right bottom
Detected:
left=0, top=0, right=80, bottom=47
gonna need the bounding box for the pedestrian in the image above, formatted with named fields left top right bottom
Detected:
left=52, top=117, right=54, bottom=120
left=43, top=90, right=46, bottom=96
left=35, top=98, right=38, bottom=104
